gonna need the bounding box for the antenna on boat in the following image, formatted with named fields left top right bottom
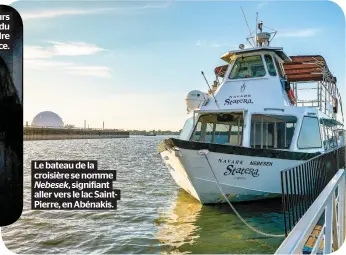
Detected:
left=240, top=10, right=278, bottom=48
left=201, top=71, right=220, bottom=109
left=255, top=13, right=277, bottom=47
left=263, top=24, right=277, bottom=44
left=240, top=6, right=255, bottom=47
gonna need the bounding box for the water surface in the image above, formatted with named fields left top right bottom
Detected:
left=2, top=136, right=285, bottom=254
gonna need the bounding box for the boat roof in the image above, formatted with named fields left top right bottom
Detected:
left=221, top=47, right=292, bottom=63
left=215, top=54, right=337, bottom=84
left=283, top=55, right=336, bottom=83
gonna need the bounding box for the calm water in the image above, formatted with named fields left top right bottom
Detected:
left=2, top=136, right=285, bottom=254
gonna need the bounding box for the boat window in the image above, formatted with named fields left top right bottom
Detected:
left=332, top=129, right=339, bottom=148
left=274, top=57, right=284, bottom=78
left=191, top=113, right=243, bottom=145
left=230, top=124, right=243, bottom=145
left=250, top=114, right=297, bottom=149
left=179, top=117, right=194, bottom=141
left=229, top=55, right=266, bottom=79
left=264, top=55, right=277, bottom=76
left=338, top=129, right=345, bottom=146
left=191, top=122, right=202, bottom=141
left=205, top=122, right=214, bottom=143
left=320, top=119, right=339, bottom=150
left=214, top=123, right=230, bottom=144
left=297, top=117, right=322, bottom=149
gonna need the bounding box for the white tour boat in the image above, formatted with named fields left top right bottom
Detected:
left=159, top=20, right=345, bottom=204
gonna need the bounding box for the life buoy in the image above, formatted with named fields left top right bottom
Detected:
left=287, top=89, right=295, bottom=105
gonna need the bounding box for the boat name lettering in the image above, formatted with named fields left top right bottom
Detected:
left=224, top=165, right=260, bottom=177
left=224, top=98, right=253, bottom=105
left=218, top=159, right=243, bottom=164
left=249, top=161, right=273, bottom=167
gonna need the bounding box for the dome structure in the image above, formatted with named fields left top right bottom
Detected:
left=31, top=111, right=64, bottom=128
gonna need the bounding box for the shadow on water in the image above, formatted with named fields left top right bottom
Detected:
left=156, top=189, right=285, bottom=254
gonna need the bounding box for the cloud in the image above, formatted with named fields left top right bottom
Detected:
left=21, top=8, right=117, bottom=20
left=24, top=42, right=111, bottom=78
left=24, top=59, right=74, bottom=69
left=46, top=41, right=106, bottom=56
left=24, top=46, right=53, bottom=59
left=277, top=28, right=321, bottom=38
left=25, top=59, right=111, bottom=78
left=21, top=3, right=172, bottom=20
left=24, top=42, right=106, bottom=59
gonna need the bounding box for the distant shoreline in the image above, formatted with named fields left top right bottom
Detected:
left=129, top=132, right=180, bottom=136
left=24, top=126, right=129, bottom=141
left=23, top=126, right=180, bottom=140
left=130, top=134, right=179, bottom=136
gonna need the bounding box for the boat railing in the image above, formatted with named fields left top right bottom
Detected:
left=280, top=146, right=345, bottom=236
left=275, top=168, right=345, bottom=254
left=283, top=55, right=344, bottom=123
left=292, top=80, right=342, bottom=118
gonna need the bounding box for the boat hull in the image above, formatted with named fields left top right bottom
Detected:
left=159, top=138, right=319, bottom=204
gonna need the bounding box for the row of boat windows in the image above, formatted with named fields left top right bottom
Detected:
left=190, top=114, right=298, bottom=149
left=228, top=54, right=284, bottom=80
left=181, top=114, right=343, bottom=150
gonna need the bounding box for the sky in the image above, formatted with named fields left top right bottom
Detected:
left=10, top=0, right=346, bottom=131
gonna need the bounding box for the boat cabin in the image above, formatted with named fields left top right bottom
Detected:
left=181, top=41, right=344, bottom=154
left=215, top=47, right=290, bottom=78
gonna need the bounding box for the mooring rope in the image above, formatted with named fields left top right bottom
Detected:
left=200, top=150, right=285, bottom=238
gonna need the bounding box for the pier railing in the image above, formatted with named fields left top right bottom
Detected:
left=281, top=146, right=345, bottom=236
left=275, top=168, right=345, bottom=254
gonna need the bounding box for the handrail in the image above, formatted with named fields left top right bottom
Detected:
left=281, top=145, right=344, bottom=175
left=275, top=169, right=345, bottom=254
left=281, top=146, right=345, bottom=235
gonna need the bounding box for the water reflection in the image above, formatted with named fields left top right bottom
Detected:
left=156, top=189, right=285, bottom=254
left=156, top=189, right=203, bottom=251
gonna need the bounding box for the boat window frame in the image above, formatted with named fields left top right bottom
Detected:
left=190, top=113, right=244, bottom=146
left=250, top=113, right=298, bottom=150
left=320, top=118, right=340, bottom=150
left=179, top=116, right=195, bottom=141
left=228, top=54, right=267, bottom=80
left=297, top=116, right=323, bottom=149
left=273, top=56, right=285, bottom=78
left=338, top=129, right=345, bottom=146
left=264, top=54, right=277, bottom=77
